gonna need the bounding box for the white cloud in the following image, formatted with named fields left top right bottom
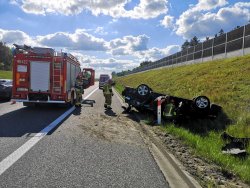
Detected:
left=0, top=29, right=36, bottom=46
left=175, top=2, right=250, bottom=39
left=11, top=0, right=168, bottom=19
left=37, top=29, right=108, bottom=51
left=135, top=45, right=180, bottom=61
left=71, top=52, right=138, bottom=77
left=94, top=27, right=108, bottom=35
left=0, top=28, right=180, bottom=73
left=109, top=34, right=149, bottom=56
left=124, top=0, right=168, bottom=19
left=0, top=28, right=151, bottom=56
left=160, top=15, right=174, bottom=28
left=194, top=0, right=228, bottom=11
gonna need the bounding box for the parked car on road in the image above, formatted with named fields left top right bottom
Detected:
left=0, top=79, right=13, bottom=100
left=99, top=74, right=110, bottom=89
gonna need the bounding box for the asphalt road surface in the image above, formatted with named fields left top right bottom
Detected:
left=0, top=83, right=169, bottom=188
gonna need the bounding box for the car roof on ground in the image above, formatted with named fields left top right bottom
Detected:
left=0, top=79, right=12, bottom=82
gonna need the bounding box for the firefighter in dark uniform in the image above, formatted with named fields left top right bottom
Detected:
left=75, top=72, right=84, bottom=107
left=103, top=79, right=114, bottom=109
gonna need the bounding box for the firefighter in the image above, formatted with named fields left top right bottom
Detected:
left=163, top=97, right=176, bottom=119
left=82, top=70, right=91, bottom=88
left=75, top=72, right=83, bottom=107
left=103, top=79, right=114, bottom=109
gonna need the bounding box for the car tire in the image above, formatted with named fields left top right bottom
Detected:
left=135, top=84, right=153, bottom=105
left=137, top=84, right=151, bottom=97
left=193, top=96, right=210, bottom=112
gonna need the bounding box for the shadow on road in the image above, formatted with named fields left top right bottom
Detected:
left=0, top=105, right=69, bottom=137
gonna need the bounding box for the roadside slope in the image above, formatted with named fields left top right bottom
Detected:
left=116, top=55, right=250, bottom=135
left=0, top=70, right=12, bottom=79
left=115, top=55, right=250, bottom=184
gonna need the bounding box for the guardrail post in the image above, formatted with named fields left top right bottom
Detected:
left=157, top=97, right=161, bottom=124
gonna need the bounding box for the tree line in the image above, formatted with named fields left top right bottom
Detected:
left=0, top=42, right=13, bottom=71
left=181, top=26, right=242, bottom=51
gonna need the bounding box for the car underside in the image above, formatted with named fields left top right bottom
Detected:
left=122, top=84, right=222, bottom=120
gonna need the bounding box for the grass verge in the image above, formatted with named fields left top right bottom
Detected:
left=114, top=55, right=250, bottom=183
left=0, top=70, right=12, bottom=79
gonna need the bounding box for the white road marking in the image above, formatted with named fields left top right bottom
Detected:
left=0, top=87, right=98, bottom=176
left=83, top=87, right=98, bottom=100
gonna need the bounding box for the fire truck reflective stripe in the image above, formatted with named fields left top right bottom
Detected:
left=0, top=87, right=98, bottom=176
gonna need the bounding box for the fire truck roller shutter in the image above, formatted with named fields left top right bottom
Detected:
left=70, top=64, right=76, bottom=87
left=30, top=61, right=50, bottom=92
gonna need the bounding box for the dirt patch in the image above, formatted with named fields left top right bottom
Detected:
left=77, top=113, right=144, bottom=147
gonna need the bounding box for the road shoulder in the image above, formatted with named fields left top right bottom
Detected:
left=113, top=88, right=202, bottom=188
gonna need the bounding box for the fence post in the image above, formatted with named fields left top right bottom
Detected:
left=225, top=33, right=228, bottom=58
left=201, top=40, right=204, bottom=62
left=242, top=25, right=246, bottom=56
left=212, top=38, right=214, bottom=60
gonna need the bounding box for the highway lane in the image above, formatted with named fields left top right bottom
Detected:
left=0, top=101, right=68, bottom=163
left=0, top=84, right=96, bottom=163
left=0, top=83, right=169, bottom=187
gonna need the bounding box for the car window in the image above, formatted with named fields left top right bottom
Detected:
left=100, top=76, right=109, bottom=82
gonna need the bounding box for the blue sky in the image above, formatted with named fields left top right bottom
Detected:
left=0, top=0, right=249, bottom=76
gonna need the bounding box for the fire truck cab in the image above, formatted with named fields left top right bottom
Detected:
left=12, top=44, right=95, bottom=106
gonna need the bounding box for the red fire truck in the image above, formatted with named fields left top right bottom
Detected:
left=12, top=44, right=95, bottom=106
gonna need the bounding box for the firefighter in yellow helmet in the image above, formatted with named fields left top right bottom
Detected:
left=103, top=79, right=114, bottom=109
left=75, top=72, right=84, bottom=107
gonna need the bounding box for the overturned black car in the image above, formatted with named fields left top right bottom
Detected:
left=122, top=84, right=222, bottom=120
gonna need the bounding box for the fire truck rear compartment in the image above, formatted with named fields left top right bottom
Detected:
left=30, top=61, right=50, bottom=92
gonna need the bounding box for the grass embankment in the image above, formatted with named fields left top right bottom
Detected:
left=115, top=55, right=250, bottom=183
left=0, top=70, right=12, bottom=79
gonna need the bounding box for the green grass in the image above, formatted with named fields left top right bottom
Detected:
left=115, top=55, right=250, bottom=183
left=0, top=70, right=12, bottom=79
left=162, top=124, right=250, bottom=183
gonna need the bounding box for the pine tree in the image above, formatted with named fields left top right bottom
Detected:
left=219, top=29, right=224, bottom=36
left=181, top=40, right=190, bottom=50
left=0, top=42, right=13, bottom=70
left=190, top=36, right=199, bottom=46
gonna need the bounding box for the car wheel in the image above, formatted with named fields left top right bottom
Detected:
left=193, top=96, right=210, bottom=110
left=137, top=84, right=151, bottom=96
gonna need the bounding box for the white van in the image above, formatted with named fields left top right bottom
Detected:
left=99, top=74, right=110, bottom=89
